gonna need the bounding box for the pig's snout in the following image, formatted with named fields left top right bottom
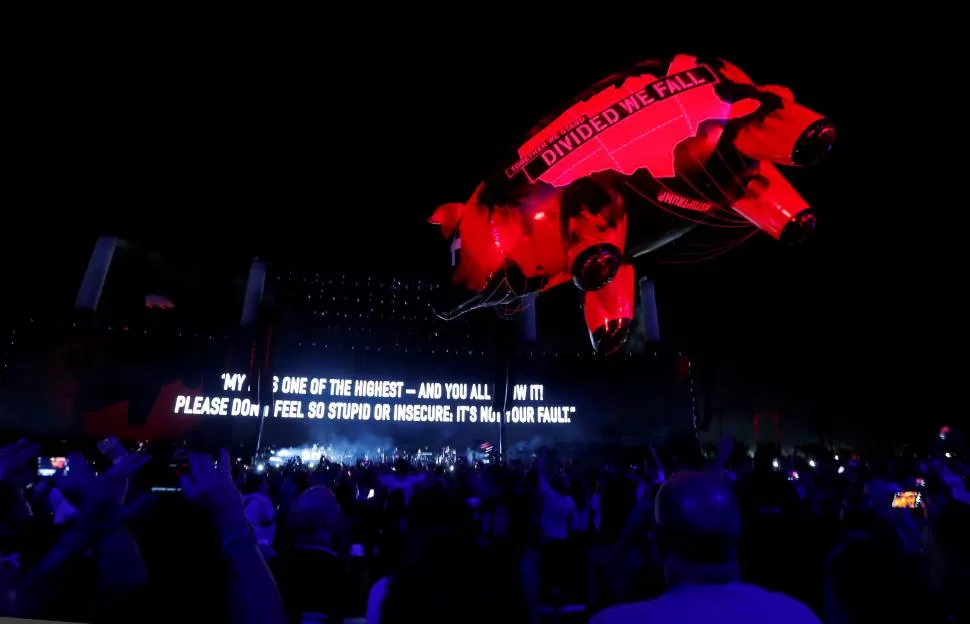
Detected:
left=780, top=210, right=816, bottom=245
left=792, top=119, right=836, bottom=167
left=734, top=99, right=835, bottom=168
left=572, top=243, right=623, bottom=292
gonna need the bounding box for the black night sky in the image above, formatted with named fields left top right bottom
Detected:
left=4, top=19, right=965, bottom=447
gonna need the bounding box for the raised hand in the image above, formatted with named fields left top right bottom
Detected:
left=180, top=449, right=286, bottom=624
left=180, top=449, right=247, bottom=533
left=97, top=436, right=128, bottom=465
left=58, top=452, right=150, bottom=513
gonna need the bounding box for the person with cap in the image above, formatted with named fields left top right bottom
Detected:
left=591, top=472, right=820, bottom=623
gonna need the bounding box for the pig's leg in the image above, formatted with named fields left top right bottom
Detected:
left=583, top=263, right=635, bottom=354
left=731, top=162, right=816, bottom=244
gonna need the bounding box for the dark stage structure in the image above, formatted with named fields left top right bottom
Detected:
left=0, top=237, right=698, bottom=456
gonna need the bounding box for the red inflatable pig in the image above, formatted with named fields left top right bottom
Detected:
left=431, top=54, right=834, bottom=353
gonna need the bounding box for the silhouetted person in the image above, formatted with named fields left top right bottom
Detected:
left=591, top=472, right=819, bottom=623
left=272, top=486, right=346, bottom=622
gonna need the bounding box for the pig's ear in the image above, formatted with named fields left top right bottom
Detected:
left=429, top=202, right=464, bottom=238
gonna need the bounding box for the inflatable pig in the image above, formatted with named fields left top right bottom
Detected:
left=431, top=54, right=834, bottom=353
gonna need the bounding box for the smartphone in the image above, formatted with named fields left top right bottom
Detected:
left=891, top=491, right=922, bottom=509
left=144, top=455, right=188, bottom=493
left=37, top=456, right=69, bottom=477
left=157, top=461, right=187, bottom=492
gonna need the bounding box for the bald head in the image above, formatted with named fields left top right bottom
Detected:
left=655, top=472, right=741, bottom=565
left=288, top=486, right=342, bottom=545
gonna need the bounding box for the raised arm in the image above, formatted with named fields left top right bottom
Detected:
left=182, top=450, right=287, bottom=624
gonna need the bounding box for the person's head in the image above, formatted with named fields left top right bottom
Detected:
left=405, top=482, right=469, bottom=536
left=830, top=529, right=929, bottom=622
left=548, top=473, right=569, bottom=497
left=384, top=488, right=407, bottom=519
left=242, top=472, right=269, bottom=497
left=753, top=443, right=779, bottom=472
left=280, top=470, right=308, bottom=503
left=287, top=486, right=342, bottom=549
left=569, top=475, right=588, bottom=509
left=380, top=528, right=527, bottom=624
left=359, top=466, right=376, bottom=490
left=392, top=457, right=410, bottom=476
left=654, top=472, right=741, bottom=585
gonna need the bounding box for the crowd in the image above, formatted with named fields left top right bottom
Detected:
left=0, top=431, right=967, bottom=623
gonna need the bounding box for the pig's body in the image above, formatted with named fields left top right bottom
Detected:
left=431, top=54, right=834, bottom=353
